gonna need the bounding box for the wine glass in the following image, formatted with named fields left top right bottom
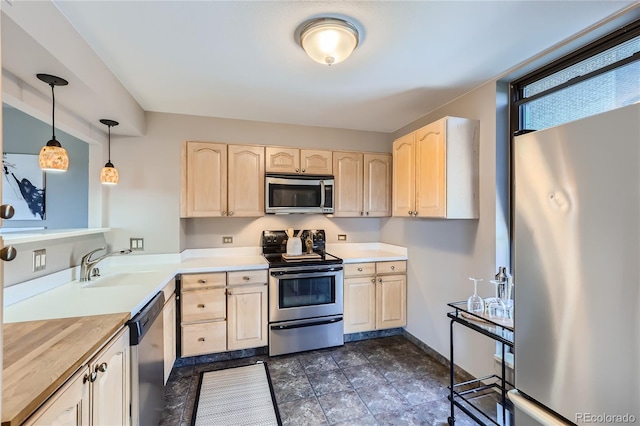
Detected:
left=467, top=277, right=484, bottom=314
left=488, top=280, right=507, bottom=319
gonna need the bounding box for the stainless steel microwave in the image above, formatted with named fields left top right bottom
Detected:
left=265, top=174, right=334, bottom=214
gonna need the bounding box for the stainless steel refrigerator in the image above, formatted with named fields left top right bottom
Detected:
left=510, top=103, right=640, bottom=425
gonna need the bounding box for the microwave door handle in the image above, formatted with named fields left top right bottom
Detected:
left=320, top=180, right=326, bottom=209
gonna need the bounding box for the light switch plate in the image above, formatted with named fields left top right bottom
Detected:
left=130, top=237, right=144, bottom=251
left=33, top=249, right=46, bottom=272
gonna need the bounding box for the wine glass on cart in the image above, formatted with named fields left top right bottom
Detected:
left=467, top=277, right=484, bottom=314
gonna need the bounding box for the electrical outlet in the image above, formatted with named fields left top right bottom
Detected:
left=337, top=234, right=347, bottom=241
left=33, top=249, right=46, bottom=272
left=130, top=237, right=144, bottom=251
left=223, top=236, right=233, bottom=244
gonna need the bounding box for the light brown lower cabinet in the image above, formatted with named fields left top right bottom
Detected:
left=180, top=270, right=268, bottom=357
left=24, top=328, right=130, bottom=426
left=163, top=293, right=177, bottom=384
left=344, top=261, right=407, bottom=333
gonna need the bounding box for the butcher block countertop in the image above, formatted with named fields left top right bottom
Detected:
left=2, top=313, right=130, bottom=426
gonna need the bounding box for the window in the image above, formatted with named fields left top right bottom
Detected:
left=511, top=20, right=640, bottom=133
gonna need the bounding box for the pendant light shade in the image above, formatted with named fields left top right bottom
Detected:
left=99, top=119, right=119, bottom=185
left=37, top=74, right=69, bottom=172
left=299, top=18, right=359, bottom=66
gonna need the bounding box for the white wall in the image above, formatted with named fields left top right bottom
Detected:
left=106, top=111, right=392, bottom=253
left=381, top=80, right=510, bottom=379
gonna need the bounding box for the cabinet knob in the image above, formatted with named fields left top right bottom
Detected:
left=221, top=211, right=227, bottom=216
left=198, top=279, right=207, bottom=284
left=371, top=279, right=376, bottom=283
left=366, top=212, right=369, bottom=216
left=408, top=211, right=412, bottom=215
left=243, top=276, right=250, bottom=281
left=198, top=337, right=206, bottom=342
left=357, top=267, right=363, bottom=272
left=227, top=290, right=233, bottom=296
left=378, top=278, right=383, bottom=283
left=83, top=373, right=91, bottom=384
left=97, top=362, right=108, bottom=373
left=360, top=212, right=363, bottom=216
left=229, top=211, right=234, bottom=216
left=391, top=266, right=395, bottom=270
left=302, top=168, right=306, bottom=173
left=0, top=204, right=15, bottom=219
left=295, top=168, right=299, bottom=173
left=0, top=246, right=17, bottom=262
left=197, top=304, right=206, bottom=308
left=413, top=211, right=418, bottom=216
left=90, top=371, right=98, bottom=382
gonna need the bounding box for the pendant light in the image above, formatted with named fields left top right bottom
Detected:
left=99, top=119, right=120, bottom=185
left=37, top=74, right=69, bottom=172
left=299, top=18, right=359, bottom=66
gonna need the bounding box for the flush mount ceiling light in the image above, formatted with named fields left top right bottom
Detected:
left=299, top=17, right=359, bottom=66
left=99, top=119, right=120, bottom=185
left=37, top=74, right=69, bottom=172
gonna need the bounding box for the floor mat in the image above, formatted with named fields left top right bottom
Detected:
left=191, top=362, right=281, bottom=426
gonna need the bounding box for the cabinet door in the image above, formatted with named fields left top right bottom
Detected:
left=227, top=285, right=268, bottom=351
left=333, top=152, right=363, bottom=217
left=91, top=328, right=130, bottom=426
left=415, top=119, right=446, bottom=217
left=376, top=274, right=407, bottom=330
left=185, top=141, right=228, bottom=217
left=364, top=153, right=391, bottom=217
left=265, top=146, right=299, bottom=173
left=163, top=294, right=177, bottom=384
left=228, top=145, right=265, bottom=217
left=392, top=133, right=415, bottom=217
left=344, top=277, right=376, bottom=333
left=181, top=288, right=226, bottom=323
left=23, top=367, right=90, bottom=426
left=301, top=149, right=333, bottom=174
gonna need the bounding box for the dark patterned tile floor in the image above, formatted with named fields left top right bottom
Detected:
left=160, top=335, right=499, bottom=425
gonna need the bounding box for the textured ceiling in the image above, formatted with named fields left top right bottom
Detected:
left=51, top=0, right=636, bottom=133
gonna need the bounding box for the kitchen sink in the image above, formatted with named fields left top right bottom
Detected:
left=79, top=271, right=157, bottom=288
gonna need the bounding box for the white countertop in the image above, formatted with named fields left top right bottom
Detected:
left=4, top=243, right=406, bottom=324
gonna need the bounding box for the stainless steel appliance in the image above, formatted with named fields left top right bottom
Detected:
left=263, top=229, right=344, bottom=356
left=127, top=292, right=165, bottom=426
left=510, top=104, right=640, bottom=424
left=265, top=174, right=334, bottom=214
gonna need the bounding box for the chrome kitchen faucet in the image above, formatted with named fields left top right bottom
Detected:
left=79, top=247, right=132, bottom=281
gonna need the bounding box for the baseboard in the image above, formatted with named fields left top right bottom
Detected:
left=344, top=328, right=403, bottom=342
left=175, top=346, right=268, bottom=367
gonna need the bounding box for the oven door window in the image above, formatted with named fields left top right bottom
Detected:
left=278, top=276, right=336, bottom=308
left=268, top=183, right=321, bottom=208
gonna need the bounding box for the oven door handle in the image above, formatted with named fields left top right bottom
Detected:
left=270, top=317, right=343, bottom=331
left=270, top=268, right=342, bottom=278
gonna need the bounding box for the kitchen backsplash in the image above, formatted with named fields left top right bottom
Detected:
left=181, top=216, right=385, bottom=249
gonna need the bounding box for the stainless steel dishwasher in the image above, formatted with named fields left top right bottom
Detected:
left=128, top=291, right=165, bottom=426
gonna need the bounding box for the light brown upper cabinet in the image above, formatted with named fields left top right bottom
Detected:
left=181, top=142, right=265, bottom=218
left=333, top=152, right=391, bottom=217
left=392, top=116, right=479, bottom=219
left=265, top=147, right=332, bottom=175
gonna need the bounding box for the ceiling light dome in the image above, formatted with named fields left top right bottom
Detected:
left=299, top=18, right=359, bottom=66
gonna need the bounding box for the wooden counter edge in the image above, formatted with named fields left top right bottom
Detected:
left=2, top=313, right=130, bottom=426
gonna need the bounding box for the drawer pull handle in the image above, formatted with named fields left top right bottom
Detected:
left=198, top=337, right=206, bottom=342
left=391, top=266, right=395, bottom=270
left=357, top=268, right=363, bottom=272
left=197, top=304, right=206, bottom=308
left=243, top=276, right=250, bottom=281
left=97, top=362, right=108, bottom=373
left=198, top=279, right=207, bottom=284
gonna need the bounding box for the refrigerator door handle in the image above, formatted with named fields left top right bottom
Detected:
left=508, top=390, right=573, bottom=426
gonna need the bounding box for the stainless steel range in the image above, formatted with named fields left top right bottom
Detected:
left=262, top=230, right=344, bottom=356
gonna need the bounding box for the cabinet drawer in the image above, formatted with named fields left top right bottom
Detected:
left=227, top=270, right=267, bottom=286
left=181, top=289, right=226, bottom=323
left=344, top=263, right=376, bottom=277
left=376, top=261, right=406, bottom=275
left=181, top=322, right=226, bottom=357
left=181, top=272, right=226, bottom=290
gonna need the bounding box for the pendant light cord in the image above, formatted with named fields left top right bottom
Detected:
left=50, top=83, right=56, bottom=139
left=107, top=125, right=111, bottom=162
